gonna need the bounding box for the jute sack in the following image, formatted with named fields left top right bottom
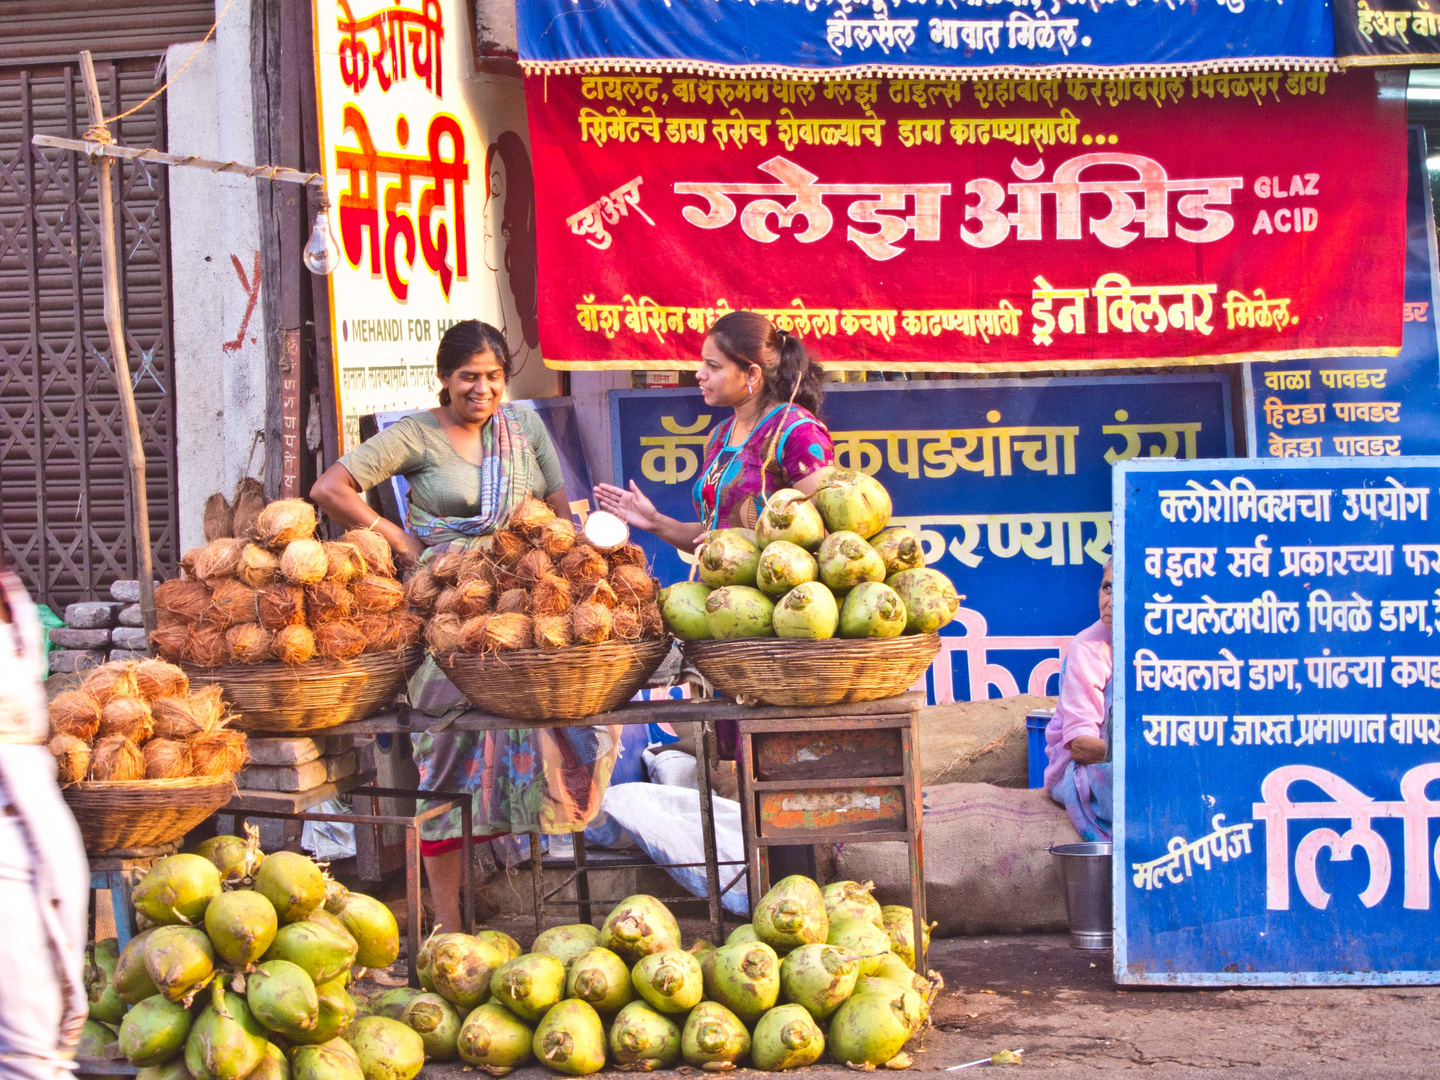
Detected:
left=918, top=694, right=1055, bottom=788
left=835, top=782, right=1079, bottom=935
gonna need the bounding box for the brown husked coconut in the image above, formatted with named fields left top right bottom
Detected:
left=82, top=663, right=141, bottom=706
left=512, top=549, right=553, bottom=587
left=210, top=580, right=260, bottom=627
left=179, top=546, right=200, bottom=580
left=455, top=579, right=494, bottom=618
left=532, top=613, right=574, bottom=650
left=459, top=551, right=498, bottom=586
left=256, top=498, right=317, bottom=549
left=570, top=602, right=612, bottom=645
left=340, top=529, right=395, bottom=577
left=324, top=541, right=368, bottom=584
left=143, top=739, right=192, bottom=780
left=203, top=491, right=234, bottom=542
left=226, top=623, right=274, bottom=664
left=508, top=497, right=557, bottom=539
left=609, top=565, right=657, bottom=607
left=257, top=583, right=306, bottom=629
left=434, top=587, right=465, bottom=618
left=134, top=659, right=189, bottom=701
left=430, top=550, right=466, bottom=584
left=48, top=734, right=90, bottom=786
left=427, top=613, right=465, bottom=655
left=638, top=602, right=665, bottom=639
left=155, top=578, right=212, bottom=622
left=610, top=606, right=642, bottom=642
left=271, top=624, right=317, bottom=664
left=150, top=625, right=190, bottom=663
left=353, top=574, right=404, bottom=614
left=192, top=537, right=247, bottom=585
left=403, top=568, right=443, bottom=613
left=187, top=685, right=228, bottom=731
left=608, top=542, right=648, bottom=569
left=231, top=477, right=266, bottom=539
left=530, top=573, right=573, bottom=616
left=183, top=623, right=232, bottom=668
left=305, top=580, right=354, bottom=623
left=496, top=588, right=530, bottom=615
left=189, top=729, right=247, bottom=778
left=99, top=697, right=154, bottom=743
left=537, top=518, right=577, bottom=559
left=48, top=690, right=103, bottom=741
left=151, top=696, right=203, bottom=740
left=560, top=545, right=608, bottom=590
left=457, top=614, right=490, bottom=654
left=583, top=579, right=621, bottom=610
left=314, top=621, right=366, bottom=661
left=237, top=544, right=282, bottom=589
left=481, top=612, right=533, bottom=653
left=358, top=611, right=423, bottom=652
left=280, top=538, right=329, bottom=585
left=90, top=735, right=145, bottom=782
left=492, top=529, right=531, bottom=568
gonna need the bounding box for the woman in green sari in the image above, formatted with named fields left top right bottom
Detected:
left=311, top=320, right=622, bottom=935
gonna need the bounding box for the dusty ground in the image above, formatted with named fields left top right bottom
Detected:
left=401, top=921, right=1440, bottom=1080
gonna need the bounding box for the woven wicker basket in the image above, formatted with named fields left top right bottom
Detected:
left=685, top=633, right=941, bottom=707
left=62, top=776, right=235, bottom=853
left=436, top=638, right=671, bottom=721
left=183, top=647, right=421, bottom=733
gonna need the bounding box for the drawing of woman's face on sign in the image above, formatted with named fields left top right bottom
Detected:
left=483, top=132, right=540, bottom=373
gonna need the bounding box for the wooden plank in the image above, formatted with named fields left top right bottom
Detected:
left=748, top=776, right=908, bottom=792
left=753, top=727, right=903, bottom=781
left=225, top=771, right=367, bottom=813
left=757, top=785, right=905, bottom=837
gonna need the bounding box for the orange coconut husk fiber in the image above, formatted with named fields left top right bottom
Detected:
left=90, top=735, right=145, bottom=782
left=188, top=728, right=247, bottom=778
left=187, top=685, right=229, bottom=731
left=610, top=565, right=657, bottom=607
left=458, top=552, right=498, bottom=586
left=314, top=621, right=366, bottom=661
left=151, top=696, right=203, bottom=740
left=237, top=544, right=282, bottom=589
left=256, top=498, right=317, bottom=549
left=610, top=606, right=643, bottom=642
left=192, top=537, right=247, bottom=585
left=99, top=697, right=154, bottom=743
left=226, top=623, right=275, bottom=665
left=257, top=583, right=306, bottom=630
left=530, top=574, right=573, bottom=616
left=143, top=739, right=193, bottom=780
left=434, top=587, right=465, bottom=619
left=324, top=541, right=368, bottom=585
left=427, top=613, right=464, bottom=655
left=305, top=580, right=354, bottom=624
left=232, top=477, right=266, bottom=540
left=570, top=602, right=612, bottom=645
left=48, top=734, right=90, bottom=786
left=531, top=613, right=574, bottom=650
left=353, top=574, right=404, bottom=614
left=537, top=518, right=577, bottom=559
left=457, top=615, right=490, bottom=654
left=491, top=529, right=531, bottom=568
left=357, top=610, right=423, bottom=653
left=608, top=542, right=648, bottom=569
left=496, top=589, right=530, bottom=616
left=149, top=625, right=190, bottom=663
left=280, top=538, right=329, bottom=585
left=508, top=497, right=557, bottom=539
left=155, top=579, right=212, bottom=623
left=583, top=579, right=621, bottom=610
left=480, top=612, right=533, bottom=653
left=430, top=550, right=466, bottom=585
left=453, top=579, right=494, bottom=618
left=560, top=545, right=608, bottom=590
left=82, top=662, right=141, bottom=706
left=179, top=546, right=200, bottom=580
left=210, top=580, right=260, bottom=628
left=340, top=529, right=395, bottom=577
left=183, top=623, right=232, bottom=668
left=509, top=549, right=553, bottom=589
left=271, top=624, right=317, bottom=664
left=403, top=568, right=443, bottom=614
left=134, top=658, right=189, bottom=702
left=48, top=690, right=103, bottom=741
left=638, top=602, right=665, bottom=640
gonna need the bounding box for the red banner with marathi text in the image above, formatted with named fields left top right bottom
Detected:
left=527, top=69, right=1406, bottom=371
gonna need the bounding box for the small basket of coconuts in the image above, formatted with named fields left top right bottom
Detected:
left=422, top=504, right=672, bottom=721
left=153, top=498, right=425, bottom=733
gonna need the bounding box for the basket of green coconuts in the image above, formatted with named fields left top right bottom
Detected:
left=658, top=470, right=959, bottom=707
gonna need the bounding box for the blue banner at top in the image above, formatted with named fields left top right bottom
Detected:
left=518, top=0, right=1337, bottom=80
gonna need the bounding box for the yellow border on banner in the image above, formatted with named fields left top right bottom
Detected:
left=542, top=344, right=1402, bottom=373
left=1338, top=53, right=1440, bottom=67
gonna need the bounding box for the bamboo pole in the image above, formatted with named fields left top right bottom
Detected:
left=78, top=51, right=156, bottom=636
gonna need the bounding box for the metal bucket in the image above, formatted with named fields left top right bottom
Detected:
left=1049, top=841, right=1113, bottom=949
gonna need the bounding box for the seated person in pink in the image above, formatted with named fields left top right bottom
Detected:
left=1043, top=560, right=1114, bottom=842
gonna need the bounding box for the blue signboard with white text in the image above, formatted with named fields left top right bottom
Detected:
left=612, top=376, right=1232, bottom=704
left=1115, top=458, right=1440, bottom=986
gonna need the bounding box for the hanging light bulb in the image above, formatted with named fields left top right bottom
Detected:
left=303, top=188, right=341, bottom=275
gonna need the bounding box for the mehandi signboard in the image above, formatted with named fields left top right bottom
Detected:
left=1248, top=126, right=1440, bottom=460
left=528, top=69, right=1406, bottom=372
left=1115, top=458, right=1440, bottom=986
left=613, top=376, right=1231, bottom=705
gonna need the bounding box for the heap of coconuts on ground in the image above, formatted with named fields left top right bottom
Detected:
left=658, top=468, right=961, bottom=642
left=416, top=497, right=666, bottom=658
left=81, top=834, right=412, bottom=1080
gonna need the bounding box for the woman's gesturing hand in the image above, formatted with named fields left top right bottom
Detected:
left=593, top=480, right=661, bottom=530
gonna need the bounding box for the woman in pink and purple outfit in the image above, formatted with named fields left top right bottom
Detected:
left=1044, top=560, right=1115, bottom=842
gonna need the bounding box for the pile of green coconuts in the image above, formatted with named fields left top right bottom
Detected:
left=657, top=469, right=961, bottom=641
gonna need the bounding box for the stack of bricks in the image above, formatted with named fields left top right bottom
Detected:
left=238, top=733, right=376, bottom=795
left=47, top=580, right=157, bottom=673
